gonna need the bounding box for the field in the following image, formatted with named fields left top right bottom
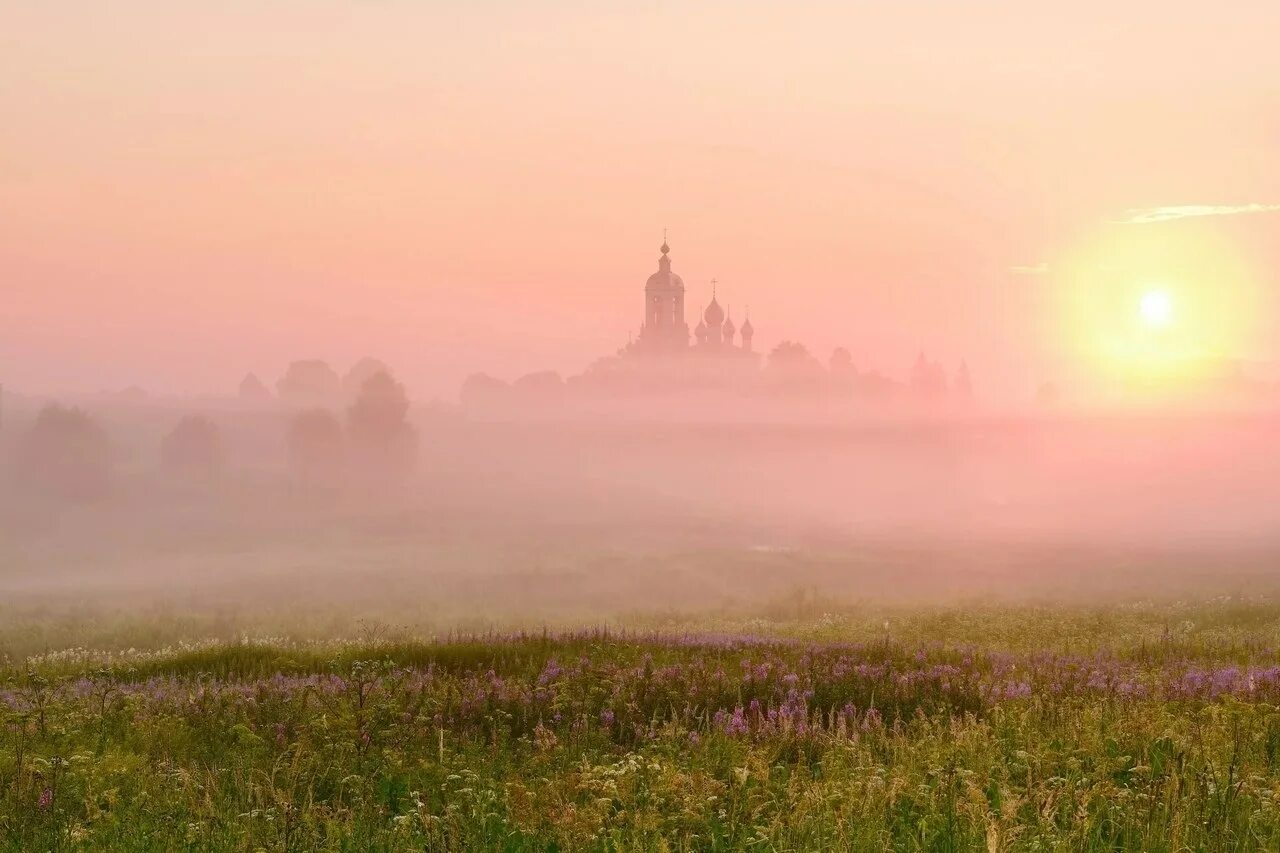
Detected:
left=6, top=414, right=1280, bottom=849
left=5, top=600, right=1280, bottom=851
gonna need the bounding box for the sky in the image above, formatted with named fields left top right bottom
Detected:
left=3, top=1, right=1279, bottom=401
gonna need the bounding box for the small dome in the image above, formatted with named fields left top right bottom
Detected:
left=694, top=320, right=708, bottom=340
left=740, top=316, right=754, bottom=336
left=704, top=297, right=724, bottom=326
left=647, top=242, right=683, bottom=290
left=722, top=315, right=736, bottom=338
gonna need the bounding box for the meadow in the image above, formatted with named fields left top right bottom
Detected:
left=6, top=413, right=1280, bottom=849
left=4, top=599, right=1280, bottom=851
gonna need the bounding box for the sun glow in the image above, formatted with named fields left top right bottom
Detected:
left=1051, top=224, right=1262, bottom=397
left=1138, top=289, right=1173, bottom=329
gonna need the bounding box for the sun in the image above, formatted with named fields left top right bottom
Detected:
left=1138, top=289, right=1173, bottom=329
left=1051, top=223, right=1265, bottom=396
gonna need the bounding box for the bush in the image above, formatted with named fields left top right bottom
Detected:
left=13, top=404, right=113, bottom=500
left=347, top=371, right=417, bottom=478
left=160, top=415, right=224, bottom=479
left=277, top=360, right=341, bottom=405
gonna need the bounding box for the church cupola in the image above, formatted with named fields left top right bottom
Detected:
left=740, top=311, right=754, bottom=353
left=703, top=296, right=724, bottom=328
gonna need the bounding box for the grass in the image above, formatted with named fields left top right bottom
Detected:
left=3, top=600, right=1280, bottom=850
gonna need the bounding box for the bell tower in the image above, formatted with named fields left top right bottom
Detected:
left=638, top=233, right=688, bottom=352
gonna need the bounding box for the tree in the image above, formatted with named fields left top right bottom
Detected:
left=766, top=341, right=826, bottom=393
left=768, top=341, right=813, bottom=368
left=286, top=408, right=344, bottom=488
left=276, top=360, right=341, bottom=405
left=855, top=369, right=899, bottom=400
left=829, top=347, right=856, bottom=395
left=161, top=415, right=223, bottom=479
left=342, top=357, right=392, bottom=400
left=238, top=373, right=272, bottom=403
left=459, top=373, right=510, bottom=407
left=13, top=404, right=112, bottom=500
left=910, top=352, right=948, bottom=398
left=512, top=371, right=564, bottom=401
left=829, top=347, right=854, bottom=373
left=346, top=372, right=417, bottom=476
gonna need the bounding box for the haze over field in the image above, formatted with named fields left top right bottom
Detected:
left=5, top=399, right=1280, bottom=633
left=4, top=2, right=1280, bottom=631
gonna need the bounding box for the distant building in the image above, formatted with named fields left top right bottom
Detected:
left=465, top=233, right=978, bottom=407
left=694, top=287, right=754, bottom=356
left=622, top=238, right=757, bottom=361
left=633, top=238, right=689, bottom=354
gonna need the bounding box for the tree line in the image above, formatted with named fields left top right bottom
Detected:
left=9, top=363, right=416, bottom=502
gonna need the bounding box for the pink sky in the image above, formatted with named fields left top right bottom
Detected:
left=3, top=1, right=1279, bottom=401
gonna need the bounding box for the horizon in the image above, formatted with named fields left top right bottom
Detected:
left=5, top=2, right=1280, bottom=403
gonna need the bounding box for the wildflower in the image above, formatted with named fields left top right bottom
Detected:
left=718, top=706, right=749, bottom=736
left=1001, top=681, right=1032, bottom=700
left=537, top=659, right=562, bottom=686
left=37, top=788, right=52, bottom=810
left=533, top=723, right=558, bottom=751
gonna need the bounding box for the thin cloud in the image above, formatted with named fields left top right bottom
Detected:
left=1115, top=204, right=1280, bottom=224
left=1010, top=262, right=1049, bottom=275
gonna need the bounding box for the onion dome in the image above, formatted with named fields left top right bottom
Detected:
left=722, top=313, right=737, bottom=339
left=694, top=320, right=708, bottom=342
left=740, top=315, right=754, bottom=337
left=646, top=240, right=684, bottom=291
left=703, top=296, right=724, bottom=327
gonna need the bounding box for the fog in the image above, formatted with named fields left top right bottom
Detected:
left=4, top=385, right=1280, bottom=639
left=6, top=0, right=1280, bottom=647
